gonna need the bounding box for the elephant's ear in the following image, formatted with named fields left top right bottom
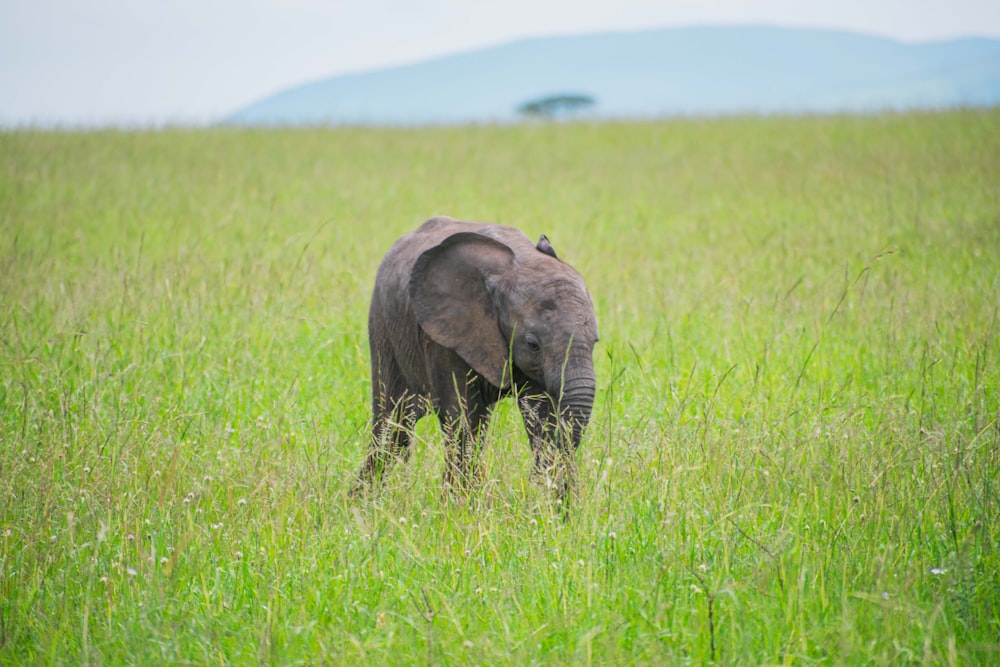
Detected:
left=409, top=232, right=516, bottom=389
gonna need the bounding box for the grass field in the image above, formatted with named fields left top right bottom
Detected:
left=1, top=110, right=999, bottom=665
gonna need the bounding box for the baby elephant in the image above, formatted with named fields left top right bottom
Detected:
left=352, top=216, right=599, bottom=507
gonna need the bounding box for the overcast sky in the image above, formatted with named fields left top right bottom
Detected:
left=2, top=0, right=999, bottom=127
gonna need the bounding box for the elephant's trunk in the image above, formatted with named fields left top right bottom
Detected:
left=534, top=352, right=595, bottom=515
left=552, top=351, right=596, bottom=450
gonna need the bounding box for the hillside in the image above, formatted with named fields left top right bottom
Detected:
left=226, top=25, right=1000, bottom=125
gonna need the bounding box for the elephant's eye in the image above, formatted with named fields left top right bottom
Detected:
left=524, top=335, right=541, bottom=353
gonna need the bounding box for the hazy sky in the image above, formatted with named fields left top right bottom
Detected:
left=3, top=0, right=999, bottom=127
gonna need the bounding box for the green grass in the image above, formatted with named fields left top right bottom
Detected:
left=1, top=110, right=999, bottom=665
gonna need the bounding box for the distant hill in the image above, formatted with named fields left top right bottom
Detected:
left=226, top=25, right=1000, bottom=126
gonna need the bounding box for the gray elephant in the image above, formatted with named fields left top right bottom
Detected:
left=351, top=216, right=599, bottom=507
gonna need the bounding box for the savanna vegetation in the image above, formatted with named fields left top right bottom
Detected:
left=1, top=110, right=998, bottom=664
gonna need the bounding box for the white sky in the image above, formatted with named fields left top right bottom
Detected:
left=2, top=0, right=999, bottom=127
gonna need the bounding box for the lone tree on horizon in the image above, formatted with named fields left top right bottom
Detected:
left=518, top=94, right=596, bottom=119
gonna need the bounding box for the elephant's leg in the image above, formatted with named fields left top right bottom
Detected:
left=428, top=353, right=495, bottom=493
left=517, top=387, right=577, bottom=510
left=352, top=396, right=419, bottom=495
left=439, top=395, right=493, bottom=494
left=517, top=385, right=560, bottom=479
left=351, top=355, right=423, bottom=496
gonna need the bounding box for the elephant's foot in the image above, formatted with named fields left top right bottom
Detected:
left=531, top=448, right=577, bottom=516
left=351, top=441, right=409, bottom=498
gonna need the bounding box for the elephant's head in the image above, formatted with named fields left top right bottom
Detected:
left=409, top=231, right=599, bottom=448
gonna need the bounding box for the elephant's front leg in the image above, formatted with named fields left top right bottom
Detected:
left=517, top=387, right=577, bottom=509
left=439, top=393, right=493, bottom=495
left=430, top=361, right=495, bottom=495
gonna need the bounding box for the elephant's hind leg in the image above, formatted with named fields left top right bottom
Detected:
left=351, top=349, right=423, bottom=496
left=351, top=394, right=420, bottom=496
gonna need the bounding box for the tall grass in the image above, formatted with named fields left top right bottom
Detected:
left=1, top=111, right=998, bottom=664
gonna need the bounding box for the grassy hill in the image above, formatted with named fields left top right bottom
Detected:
left=2, top=110, right=999, bottom=664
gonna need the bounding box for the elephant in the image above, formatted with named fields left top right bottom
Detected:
left=351, top=216, right=599, bottom=508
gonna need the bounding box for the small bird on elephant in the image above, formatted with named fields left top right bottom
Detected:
left=351, top=216, right=599, bottom=510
